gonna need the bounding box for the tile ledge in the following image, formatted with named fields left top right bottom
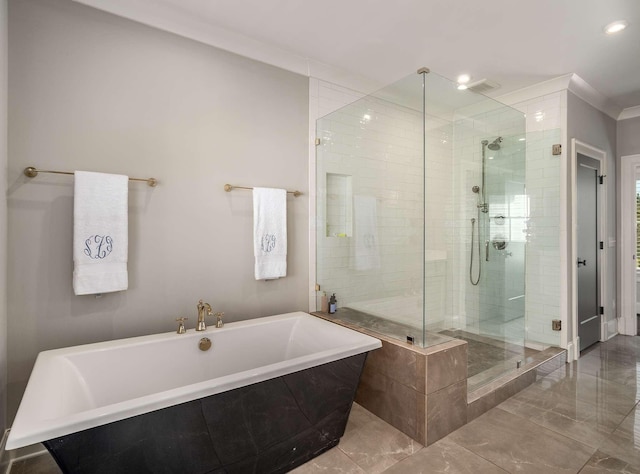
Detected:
left=311, top=312, right=466, bottom=355
left=467, top=348, right=566, bottom=404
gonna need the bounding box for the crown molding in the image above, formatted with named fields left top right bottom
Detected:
left=73, top=0, right=309, bottom=73
left=73, top=0, right=637, bottom=119
left=495, top=74, right=573, bottom=106
left=497, top=73, right=626, bottom=121
left=72, top=0, right=380, bottom=94
left=566, top=74, right=622, bottom=120
left=619, top=105, right=640, bottom=121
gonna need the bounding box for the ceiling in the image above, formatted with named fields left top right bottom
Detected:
left=75, top=0, right=640, bottom=115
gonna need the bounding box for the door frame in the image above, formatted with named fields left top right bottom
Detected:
left=618, top=154, right=640, bottom=336
left=570, top=139, right=607, bottom=358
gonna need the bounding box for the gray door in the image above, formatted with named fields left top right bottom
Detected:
left=577, top=153, right=600, bottom=351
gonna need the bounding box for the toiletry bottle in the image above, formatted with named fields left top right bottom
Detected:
left=321, top=292, right=329, bottom=313
left=329, top=293, right=337, bottom=314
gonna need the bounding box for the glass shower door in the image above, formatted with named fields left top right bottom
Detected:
left=473, top=134, right=528, bottom=390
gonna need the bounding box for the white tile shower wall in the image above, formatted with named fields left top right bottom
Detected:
left=316, top=93, right=423, bottom=315
left=308, top=79, right=366, bottom=310
left=453, top=107, right=527, bottom=343
left=454, top=92, right=564, bottom=347
left=511, top=91, right=565, bottom=346
left=311, top=78, right=453, bottom=328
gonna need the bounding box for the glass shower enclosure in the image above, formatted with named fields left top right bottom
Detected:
left=315, top=69, right=528, bottom=391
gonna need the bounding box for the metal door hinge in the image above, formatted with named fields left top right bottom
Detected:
left=600, top=306, right=604, bottom=315
left=552, top=144, right=562, bottom=155
left=599, top=241, right=604, bottom=250
left=315, top=138, right=321, bottom=146
left=552, top=320, right=561, bottom=331
left=599, top=175, right=606, bottom=184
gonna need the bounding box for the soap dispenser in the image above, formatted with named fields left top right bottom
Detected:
left=329, top=293, right=337, bottom=314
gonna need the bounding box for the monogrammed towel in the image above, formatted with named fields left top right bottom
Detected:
left=73, top=171, right=128, bottom=295
left=253, top=187, right=287, bottom=280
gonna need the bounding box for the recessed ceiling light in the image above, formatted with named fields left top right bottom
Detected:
left=457, top=84, right=468, bottom=90
left=604, top=20, right=628, bottom=35
left=457, top=74, right=470, bottom=84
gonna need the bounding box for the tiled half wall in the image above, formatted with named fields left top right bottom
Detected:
left=314, top=312, right=566, bottom=446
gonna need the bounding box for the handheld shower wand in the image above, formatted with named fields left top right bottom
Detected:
left=469, top=186, right=482, bottom=285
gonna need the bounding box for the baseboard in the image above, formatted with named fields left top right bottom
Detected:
left=0, top=430, right=47, bottom=474
left=605, top=319, right=618, bottom=340
left=0, top=429, right=10, bottom=474
left=566, top=338, right=580, bottom=361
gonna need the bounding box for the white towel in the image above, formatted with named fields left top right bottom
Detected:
left=253, top=187, right=287, bottom=280
left=73, top=171, right=129, bottom=295
left=351, top=195, right=380, bottom=271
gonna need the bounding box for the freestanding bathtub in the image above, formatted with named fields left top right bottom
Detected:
left=7, top=312, right=381, bottom=473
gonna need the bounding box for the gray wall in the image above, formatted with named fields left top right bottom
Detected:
left=566, top=91, right=617, bottom=327
left=7, top=0, right=308, bottom=421
left=0, top=0, right=7, bottom=436
left=618, top=116, right=640, bottom=158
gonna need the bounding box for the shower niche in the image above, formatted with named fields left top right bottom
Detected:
left=325, top=173, right=352, bottom=238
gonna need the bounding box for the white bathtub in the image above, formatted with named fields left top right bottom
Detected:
left=7, top=312, right=381, bottom=451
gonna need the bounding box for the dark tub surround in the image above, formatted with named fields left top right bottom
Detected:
left=44, top=354, right=367, bottom=474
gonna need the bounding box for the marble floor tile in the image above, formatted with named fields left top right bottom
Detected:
left=290, top=447, right=365, bottom=474
left=578, top=450, right=640, bottom=474
left=609, top=403, right=640, bottom=440
left=448, top=407, right=596, bottom=473
left=343, top=402, right=381, bottom=434
left=597, top=432, right=640, bottom=471
left=499, top=396, right=621, bottom=448
left=514, top=365, right=640, bottom=417
left=596, top=403, right=640, bottom=467
left=338, top=404, right=422, bottom=474
left=8, top=454, right=61, bottom=474
left=383, top=438, right=508, bottom=474
left=576, top=353, right=640, bottom=389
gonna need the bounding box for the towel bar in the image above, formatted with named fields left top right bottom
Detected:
left=224, top=184, right=302, bottom=197
left=24, top=167, right=158, bottom=187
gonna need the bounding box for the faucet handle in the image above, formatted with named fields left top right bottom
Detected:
left=214, top=312, right=224, bottom=328
left=176, top=317, right=188, bottom=334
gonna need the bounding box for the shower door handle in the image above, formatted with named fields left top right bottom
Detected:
left=577, top=258, right=587, bottom=267
left=485, top=241, right=489, bottom=261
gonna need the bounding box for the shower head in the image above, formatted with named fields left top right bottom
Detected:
left=487, top=136, right=503, bottom=151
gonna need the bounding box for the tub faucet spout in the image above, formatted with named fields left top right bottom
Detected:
left=196, top=299, right=213, bottom=331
